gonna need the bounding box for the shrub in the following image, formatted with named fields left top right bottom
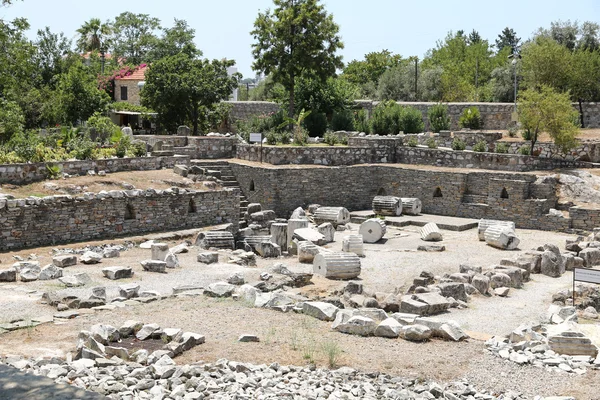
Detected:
left=427, top=103, right=451, bottom=133
left=451, top=138, right=466, bottom=150
left=302, top=111, right=328, bottom=137
left=371, top=100, right=402, bottom=135
left=473, top=140, right=487, bottom=152
left=353, top=109, right=370, bottom=134
left=279, top=131, right=291, bottom=145
left=115, top=136, right=131, bottom=158
left=518, top=145, right=531, bottom=155
left=293, top=127, right=309, bottom=146
left=330, top=109, right=354, bottom=131
left=459, top=106, right=483, bottom=129
left=87, top=112, right=118, bottom=143
left=399, top=107, right=424, bottom=134
left=265, top=131, right=278, bottom=145
left=426, top=138, right=437, bottom=148
left=407, top=137, right=418, bottom=147
left=521, top=129, right=532, bottom=141
left=94, top=147, right=117, bottom=159
left=323, top=132, right=339, bottom=146
left=339, top=135, right=348, bottom=145
left=508, top=124, right=519, bottom=138
left=67, top=136, right=97, bottom=160
left=495, top=142, right=509, bottom=153
left=130, top=141, right=147, bottom=157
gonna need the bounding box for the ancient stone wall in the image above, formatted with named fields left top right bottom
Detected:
left=503, top=140, right=600, bottom=163
left=229, top=162, right=567, bottom=231
left=226, top=101, right=282, bottom=121
left=0, top=188, right=239, bottom=251
left=0, top=156, right=190, bottom=185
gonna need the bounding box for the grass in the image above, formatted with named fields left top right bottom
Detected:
left=301, top=337, right=317, bottom=365
left=321, top=340, right=342, bottom=368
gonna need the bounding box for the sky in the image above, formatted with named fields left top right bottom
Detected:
left=2, top=0, right=599, bottom=78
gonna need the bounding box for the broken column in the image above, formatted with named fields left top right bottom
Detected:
left=401, top=198, right=422, bottom=215
left=484, top=225, right=520, bottom=250
left=318, top=223, right=335, bottom=243
left=313, top=207, right=350, bottom=227
left=195, top=231, right=235, bottom=250
left=270, top=223, right=288, bottom=250
left=420, top=223, right=443, bottom=242
left=286, top=219, right=309, bottom=251
left=359, top=218, right=387, bottom=243
left=313, top=252, right=361, bottom=280
left=151, top=243, right=169, bottom=261
left=372, top=196, right=402, bottom=216
left=298, top=241, right=323, bottom=263
left=478, top=219, right=516, bottom=241
left=342, top=234, right=364, bottom=257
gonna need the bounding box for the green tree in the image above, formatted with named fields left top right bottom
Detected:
left=0, top=99, right=24, bottom=141
left=578, top=22, right=600, bottom=51
left=342, top=50, right=403, bottom=89
left=148, top=19, right=201, bottom=61
left=570, top=49, right=600, bottom=127
left=495, top=27, right=521, bottom=54
left=76, top=18, right=112, bottom=53
left=521, top=36, right=572, bottom=92
left=56, top=61, right=111, bottom=125
left=142, top=53, right=240, bottom=135
left=251, top=0, right=344, bottom=120
left=468, top=30, right=482, bottom=45
left=34, top=27, right=72, bottom=88
left=112, top=12, right=161, bottom=65
left=518, top=85, right=579, bottom=155
left=0, top=17, right=36, bottom=98
left=376, top=63, right=416, bottom=101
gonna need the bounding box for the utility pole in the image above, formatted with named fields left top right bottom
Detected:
left=414, top=56, right=418, bottom=101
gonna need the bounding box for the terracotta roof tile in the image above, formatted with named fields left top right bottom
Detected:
left=115, top=65, right=148, bottom=81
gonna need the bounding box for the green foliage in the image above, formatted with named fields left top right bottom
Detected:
left=521, top=36, right=572, bottom=92
left=342, top=50, right=403, bottom=88
left=302, top=111, right=328, bottom=137
left=111, top=12, right=161, bottom=65
left=427, top=103, right=451, bottom=133
left=459, top=106, right=483, bottom=129
left=323, top=132, right=339, bottom=146
left=111, top=102, right=153, bottom=114
left=251, top=0, right=344, bottom=118
left=130, top=140, right=147, bottom=157
left=473, top=140, right=487, bottom=152
left=518, top=145, right=531, bottom=155
left=521, top=129, right=532, bottom=141
left=518, top=85, right=580, bottom=154
left=265, top=131, right=278, bottom=145
left=321, top=340, right=342, bottom=368
left=400, top=106, right=425, bottom=134
left=330, top=109, right=354, bottom=131
left=115, top=135, right=131, bottom=158
left=353, top=109, right=370, bottom=134
left=496, top=27, right=521, bottom=54
left=87, top=112, right=119, bottom=143
left=508, top=124, right=519, bottom=138
left=376, top=64, right=417, bottom=101
left=371, top=101, right=401, bottom=135
left=0, top=99, right=25, bottom=141
left=76, top=18, right=112, bottom=54
left=141, top=53, right=240, bottom=135
left=426, top=138, right=437, bottom=148
left=147, top=19, right=201, bottom=61
left=208, top=102, right=233, bottom=133
left=236, top=109, right=286, bottom=136
left=451, top=138, right=466, bottom=150
left=495, top=142, right=509, bottom=153
left=279, top=131, right=291, bottom=145
left=407, top=137, right=418, bottom=147
left=292, top=77, right=358, bottom=120
left=68, top=135, right=97, bottom=160
left=45, top=163, right=61, bottom=179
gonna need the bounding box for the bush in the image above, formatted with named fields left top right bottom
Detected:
left=0, top=99, right=25, bottom=142
left=495, top=142, right=509, bottom=153
left=451, top=138, right=466, bottom=150
left=265, top=131, right=278, bottom=145
left=302, top=111, right=328, bottom=137
left=428, top=103, right=451, bottom=133
left=330, top=109, right=354, bottom=131
left=400, top=107, right=424, bottom=134
left=293, top=127, right=309, bottom=146
left=459, top=106, right=483, bottom=129
left=508, top=124, right=519, bottom=138
left=518, top=145, right=531, bottom=155
left=407, top=137, right=418, bottom=147
left=323, top=132, right=339, bottom=146
left=87, top=112, right=118, bottom=143
left=130, top=141, right=147, bottom=157
left=371, top=101, right=402, bottom=135
left=521, top=129, right=532, bottom=141
left=473, top=140, right=487, bottom=152
left=353, top=109, right=370, bottom=134
left=426, top=138, right=437, bottom=148
left=340, top=135, right=348, bottom=145
left=115, top=136, right=131, bottom=158
left=279, top=131, right=291, bottom=145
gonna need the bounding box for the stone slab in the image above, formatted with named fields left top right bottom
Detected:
left=349, top=211, right=478, bottom=232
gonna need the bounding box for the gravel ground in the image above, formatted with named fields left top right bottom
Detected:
left=0, top=219, right=596, bottom=398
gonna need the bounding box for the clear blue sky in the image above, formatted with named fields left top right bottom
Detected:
left=2, top=0, right=599, bottom=77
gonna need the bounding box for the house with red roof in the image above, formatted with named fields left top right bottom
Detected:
left=113, top=64, right=148, bottom=106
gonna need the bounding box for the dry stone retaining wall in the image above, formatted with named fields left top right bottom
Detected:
left=0, top=188, right=239, bottom=251
left=226, top=101, right=281, bottom=121
left=230, top=162, right=569, bottom=231
left=0, top=156, right=189, bottom=185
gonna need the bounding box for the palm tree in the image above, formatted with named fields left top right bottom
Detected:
left=76, top=18, right=112, bottom=72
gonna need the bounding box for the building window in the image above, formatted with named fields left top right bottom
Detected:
left=120, top=86, right=128, bottom=101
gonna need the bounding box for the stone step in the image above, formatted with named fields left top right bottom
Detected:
left=221, top=181, right=240, bottom=187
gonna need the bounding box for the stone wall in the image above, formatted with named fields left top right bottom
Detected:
left=395, top=147, right=597, bottom=172
left=114, top=80, right=142, bottom=106
left=229, top=162, right=570, bottom=231
left=0, top=156, right=190, bottom=185
left=581, top=103, right=600, bottom=128
left=0, top=188, right=239, bottom=251
left=503, top=140, right=600, bottom=163
left=226, top=101, right=282, bottom=121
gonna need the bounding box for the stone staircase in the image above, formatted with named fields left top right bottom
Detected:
left=190, top=160, right=249, bottom=228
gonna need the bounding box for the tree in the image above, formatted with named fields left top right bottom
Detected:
left=570, top=49, right=600, bottom=127
left=521, top=36, right=572, bottom=92
left=0, top=17, right=36, bottom=99
left=489, top=64, right=515, bottom=102
left=34, top=27, right=72, bottom=88
left=112, top=12, right=161, bottom=65
left=251, top=0, right=344, bottom=120
left=496, top=27, right=521, bottom=54
left=141, top=53, right=240, bottom=135
left=342, top=50, right=403, bottom=86
left=76, top=18, right=112, bottom=53
left=0, top=99, right=24, bottom=141
left=536, top=20, right=579, bottom=51
left=468, top=30, right=482, bottom=45
left=578, top=21, right=600, bottom=51
left=518, top=85, right=579, bottom=155
left=148, top=19, right=201, bottom=61
left=56, top=61, right=111, bottom=125
left=376, top=64, right=416, bottom=101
